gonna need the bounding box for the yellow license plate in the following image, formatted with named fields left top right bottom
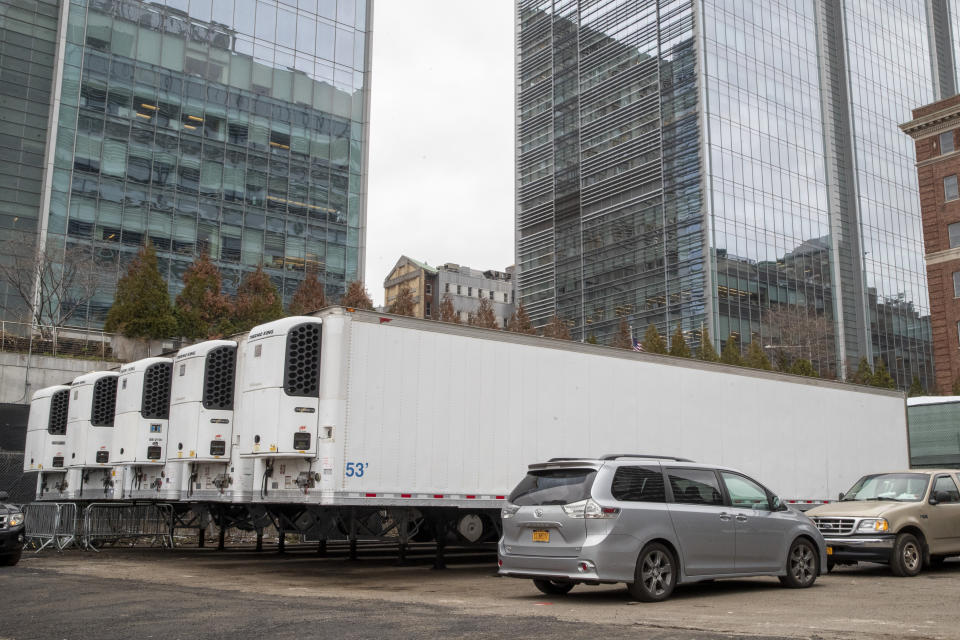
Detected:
left=826, top=546, right=833, bottom=555
left=532, top=529, right=549, bottom=543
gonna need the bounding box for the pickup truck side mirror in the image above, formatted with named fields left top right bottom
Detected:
left=838, top=492, right=845, bottom=501
left=931, top=491, right=950, bottom=505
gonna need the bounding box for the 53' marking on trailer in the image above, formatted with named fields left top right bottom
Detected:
left=345, top=462, right=369, bottom=478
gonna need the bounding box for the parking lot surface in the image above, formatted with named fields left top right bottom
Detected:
left=1, top=544, right=958, bottom=639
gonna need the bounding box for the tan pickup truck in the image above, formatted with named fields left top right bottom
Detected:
left=806, top=470, right=960, bottom=576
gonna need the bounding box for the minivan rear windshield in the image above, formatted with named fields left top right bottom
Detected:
left=509, top=469, right=597, bottom=506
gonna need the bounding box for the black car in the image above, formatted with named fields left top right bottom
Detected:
left=0, top=492, right=24, bottom=566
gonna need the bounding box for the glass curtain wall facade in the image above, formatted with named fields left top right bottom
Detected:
left=39, top=0, right=370, bottom=327
left=0, top=0, right=61, bottom=319
left=516, top=0, right=956, bottom=389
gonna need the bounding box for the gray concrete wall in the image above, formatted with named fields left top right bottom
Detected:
left=0, top=352, right=117, bottom=405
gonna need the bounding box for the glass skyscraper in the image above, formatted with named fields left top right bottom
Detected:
left=0, top=0, right=370, bottom=327
left=516, top=0, right=953, bottom=389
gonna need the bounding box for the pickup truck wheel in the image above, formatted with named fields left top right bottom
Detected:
left=891, top=533, right=923, bottom=577
left=627, top=543, right=677, bottom=602
left=533, top=579, right=573, bottom=595
left=778, top=538, right=818, bottom=588
left=0, top=549, right=21, bottom=567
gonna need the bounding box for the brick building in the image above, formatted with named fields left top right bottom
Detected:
left=902, top=95, right=960, bottom=393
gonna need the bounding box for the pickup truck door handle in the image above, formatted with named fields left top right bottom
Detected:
left=719, top=512, right=731, bottom=521
left=735, top=514, right=748, bottom=522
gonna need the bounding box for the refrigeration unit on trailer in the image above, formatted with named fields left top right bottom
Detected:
left=64, top=371, right=119, bottom=500
left=238, top=317, right=324, bottom=503
left=23, top=385, right=70, bottom=499
left=113, top=357, right=179, bottom=500
left=167, top=339, right=250, bottom=501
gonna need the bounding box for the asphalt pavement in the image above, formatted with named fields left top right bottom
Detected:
left=0, top=545, right=956, bottom=639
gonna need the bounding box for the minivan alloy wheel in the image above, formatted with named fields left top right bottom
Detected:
left=628, top=543, right=677, bottom=602
left=778, top=538, right=819, bottom=588
left=642, top=550, right=672, bottom=595
left=790, top=543, right=815, bottom=584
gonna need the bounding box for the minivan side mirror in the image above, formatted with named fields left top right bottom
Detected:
left=771, top=496, right=783, bottom=511
left=838, top=492, right=845, bottom=501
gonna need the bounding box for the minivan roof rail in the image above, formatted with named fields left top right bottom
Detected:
left=547, top=457, right=592, bottom=462
left=600, top=454, right=694, bottom=462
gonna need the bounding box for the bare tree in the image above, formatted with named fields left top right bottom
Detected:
left=506, top=303, right=537, bottom=334
left=339, top=280, right=374, bottom=310
left=611, top=317, right=632, bottom=349
left=542, top=315, right=572, bottom=340
left=387, top=283, right=416, bottom=317
left=469, top=297, right=499, bottom=329
left=0, top=234, right=102, bottom=335
left=761, top=306, right=836, bottom=376
left=438, top=293, right=460, bottom=324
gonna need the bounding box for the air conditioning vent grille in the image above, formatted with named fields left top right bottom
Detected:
left=48, top=389, right=69, bottom=435
left=142, top=362, right=173, bottom=419
left=91, top=377, right=118, bottom=427
left=284, top=322, right=321, bottom=397
left=203, top=346, right=236, bottom=410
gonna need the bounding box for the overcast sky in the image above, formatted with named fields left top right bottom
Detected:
left=365, top=2, right=516, bottom=305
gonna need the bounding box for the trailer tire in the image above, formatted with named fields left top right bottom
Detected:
left=533, top=579, right=573, bottom=595
left=890, top=533, right=923, bottom=577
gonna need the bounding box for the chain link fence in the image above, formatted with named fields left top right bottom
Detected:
left=0, top=450, right=33, bottom=504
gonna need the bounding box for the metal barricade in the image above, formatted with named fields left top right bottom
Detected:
left=82, top=503, right=174, bottom=551
left=23, top=502, right=78, bottom=551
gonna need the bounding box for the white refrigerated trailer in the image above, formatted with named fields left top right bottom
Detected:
left=20, top=306, right=909, bottom=555
left=227, top=306, right=907, bottom=546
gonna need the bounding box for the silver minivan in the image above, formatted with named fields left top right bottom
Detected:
left=498, top=455, right=826, bottom=601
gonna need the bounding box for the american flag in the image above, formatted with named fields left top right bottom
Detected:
left=633, top=339, right=645, bottom=352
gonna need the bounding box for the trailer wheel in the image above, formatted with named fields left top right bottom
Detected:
left=456, top=513, right=485, bottom=543
left=891, top=532, right=923, bottom=577
left=533, top=579, right=573, bottom=595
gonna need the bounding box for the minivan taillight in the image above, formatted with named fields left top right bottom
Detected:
left=501, top=504, right=520, bottom=519
left=563, top=499, right=619, bottom=519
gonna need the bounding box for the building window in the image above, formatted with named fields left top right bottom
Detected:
left=468, top=287, right=472, bottom=296
left=425, top=283, right=432, bottom=295
left=950, top=223, right=960, bottom=248
left=457, top=285, right=461, bottom=295
left=489, top=291, right=494, bottom=300
left=425, top=302, right=431, bottom=317
left=954, top=272, right=960, bottom=298
left=503, top=317, right=508, bottom=328
left=942, top=131, right=955, bottom=154
left=503, top=293, right=508, bottom=302
left=945, top=175, right=959, bottom=201
left=478, top=288, right=483, bottom=298
left=445, top=283, right=449, bottom=293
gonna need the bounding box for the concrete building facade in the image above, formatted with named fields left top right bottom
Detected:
left=383, top=257, right=515, bottom=326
